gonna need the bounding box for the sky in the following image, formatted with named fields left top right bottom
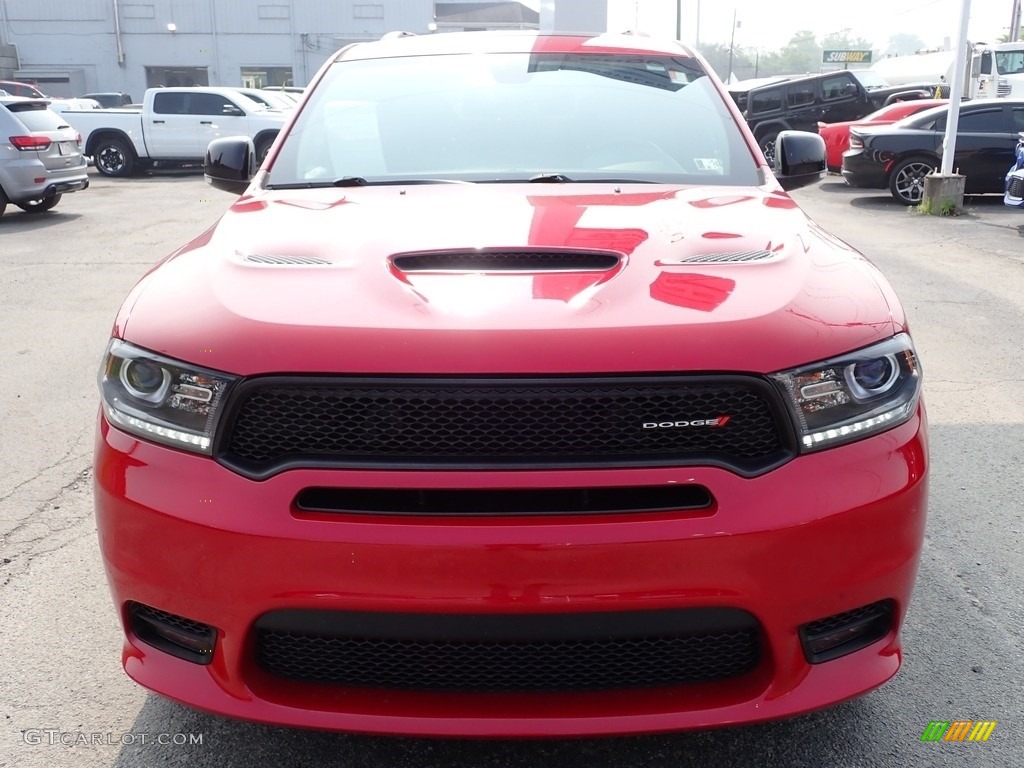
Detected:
left=527, top=1, right=1017, bottom=53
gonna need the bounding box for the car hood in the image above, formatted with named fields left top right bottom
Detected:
left=118, top=184, right=900, bottom=376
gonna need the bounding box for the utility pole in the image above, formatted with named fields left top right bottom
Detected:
left=675, top=1, right=703, bottom=49
left=727, top=10, right=738, bottom=83
left=940, top=0, right=971, bottom=176
left=695, top=1, right=701, bottom=49
left=1011, top=0, right=1022, bottom=42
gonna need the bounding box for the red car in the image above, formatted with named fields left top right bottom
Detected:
left=819, top=98, right=947, bottom=171
left=94, top=32, right=928, bottom=737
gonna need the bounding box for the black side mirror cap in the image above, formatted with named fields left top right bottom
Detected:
left=773, top=130, right=826, bottom=191
left=205, top=136, right=255, bottom=195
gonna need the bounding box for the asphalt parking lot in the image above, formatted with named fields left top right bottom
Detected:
left=1, top=168, right=1023, bottom=767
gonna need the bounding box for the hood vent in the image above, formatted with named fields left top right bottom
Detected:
left=245, top=254, right=332, bottom=266
left=391, top=249, right=621, bottom=273
left=668, top=250, right=775, bottom=264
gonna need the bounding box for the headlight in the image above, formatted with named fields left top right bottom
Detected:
left=98, top=340, right=236, bottom=453
left=771, top=334, right=921, bottom=451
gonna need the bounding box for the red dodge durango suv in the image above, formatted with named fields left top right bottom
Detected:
left=94, top=32, right=928, bottom=736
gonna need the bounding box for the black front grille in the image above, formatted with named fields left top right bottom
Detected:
left=1009, top=175, right=1024, bottom=199
left=392, top=249, right=621, bottom=272
left=217, top=376, right=793, bottom=478
left=294, top=484, right=713, bottom=516
left=253, top=609, right=761, bottom=692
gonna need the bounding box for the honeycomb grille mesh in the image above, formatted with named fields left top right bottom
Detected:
left=128, top=601, right=213, bottom=639
left=392, top=250, right=620, bottom=271
left=254, top=612, right=761, bottom=692
left=219, top=377, right=788, bottom=474
left=803, top=600, right=893, bottom=637
left=1008, top=175, right=1024, bottom=199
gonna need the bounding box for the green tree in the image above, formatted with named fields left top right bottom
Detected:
left=760, top=30, right=820, bottom=76
left=700, top=41, right=757, bottom=81
left=886, top=32, right=927, bottom=56
left=822, top=29, right=874, bottom=52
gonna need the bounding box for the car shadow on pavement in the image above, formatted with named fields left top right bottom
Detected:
left=112, top=693, right=887, bottom=768
left=0, top=211, right=83, bottom=230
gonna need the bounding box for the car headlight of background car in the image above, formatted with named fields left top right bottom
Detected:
left=99, top=339, right=235, bottom=453
left=771, top=334, right=921, bottom=451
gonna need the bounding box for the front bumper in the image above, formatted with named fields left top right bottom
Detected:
left=94, top=409, right=928, bottom=737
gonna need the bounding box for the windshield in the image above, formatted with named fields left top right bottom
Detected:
left=267, top=51, right=759, bottom=187
left=995, top=50, right=1024, bottom=75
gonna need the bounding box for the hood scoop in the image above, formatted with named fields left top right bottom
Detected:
left=391, top=249, right=622, bottom=273
left=244, top=254, right=333, bottom=266
left=663, top=250, right=775, bottom=265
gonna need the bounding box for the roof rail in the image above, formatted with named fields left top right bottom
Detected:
left=381, top=31, right=417, bottom=41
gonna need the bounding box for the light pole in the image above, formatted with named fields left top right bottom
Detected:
left=727, top=10, right=740, bottom=82
left=675, top=1, right=702, bottom=48
left=1011, top=0, right=1022, bottom=42
left=696, top=0, right=701, bottom=49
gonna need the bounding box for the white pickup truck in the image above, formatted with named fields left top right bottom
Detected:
left=62, top=87, right=288, bottom=177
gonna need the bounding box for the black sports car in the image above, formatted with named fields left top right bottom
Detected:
left=841, top=99, right=1024, bottom=204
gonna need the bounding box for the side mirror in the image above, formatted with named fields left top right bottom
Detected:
left=222, top=105, right=245, bottom=117
left=205, top=136, right=255, bottom=194
left=773, top=130, right=826, bottom=191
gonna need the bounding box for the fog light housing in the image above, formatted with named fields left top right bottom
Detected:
left=127, top=601, right=216, bottom=665
left=799, top=600, right=894, bottom=663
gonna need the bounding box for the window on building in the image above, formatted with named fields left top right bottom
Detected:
left=145, top=66, right=209, bottom=88
left=241, top=66, right=294, bottom=88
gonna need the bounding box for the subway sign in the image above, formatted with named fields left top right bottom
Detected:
left=822, top=50, right=873, bottom=64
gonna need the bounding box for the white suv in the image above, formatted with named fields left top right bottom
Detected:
left=0, top=97, right=89, bottom=218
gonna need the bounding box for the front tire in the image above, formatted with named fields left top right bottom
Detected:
left=15, top=194, right=62, bottom=213
left=888, top=156, right=934, bottom=205
left=758, top=132, right=779, bottom=168
left=255, top=136, right=275, bottom=165
left=93, top=138, right=136, bottom=177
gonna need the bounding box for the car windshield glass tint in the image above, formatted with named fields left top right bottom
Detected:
left=7, top=103, right=68, bottom=131
left=268, top=52, right=759, bottom=187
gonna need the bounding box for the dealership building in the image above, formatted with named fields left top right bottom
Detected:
left=0, top=0, right=554, bottom=98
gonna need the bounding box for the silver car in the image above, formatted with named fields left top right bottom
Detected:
left=0, top=97, right=89, bottom=217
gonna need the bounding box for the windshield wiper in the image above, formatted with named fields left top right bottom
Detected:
left=528, top=173, right=573, bottom=183
left=521, top=174, right=655, bottom=184
left=333, top=177, right=475, bottom=187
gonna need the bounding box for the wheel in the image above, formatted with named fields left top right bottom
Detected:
left=888, top=156, right=934, bottom=205
left=93, top=138, right=136, bottom=177
left=758, top=132, right=779, bottom=167
left=15, top=194, right=62, bottom=213
left=255, top=136, right=275, bottom=165
left=0, top=186, right=7, bottom=218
